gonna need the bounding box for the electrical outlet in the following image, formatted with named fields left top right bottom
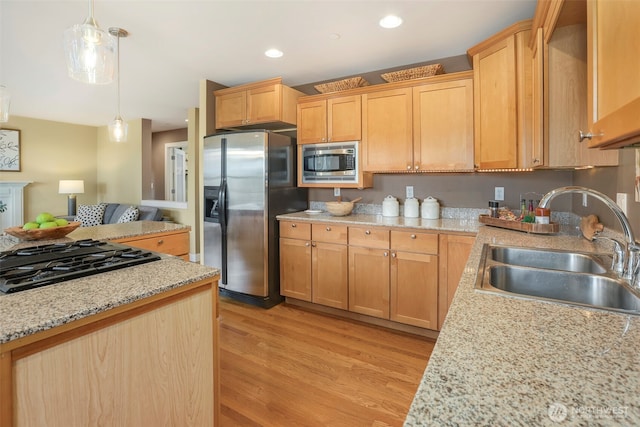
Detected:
left=406, top=186, right=414, bottom=199
left=583, top=194, right=588, bottom=207
left=617, top=193, right=628, bottom=216
left=334, top=188, right=340, bottom=197
left=495, top=187, right=504, bottom=201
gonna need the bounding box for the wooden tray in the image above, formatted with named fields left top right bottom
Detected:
left=479, top=215, right=559, bottom=234
left=4, top=221, right=81, bottom=241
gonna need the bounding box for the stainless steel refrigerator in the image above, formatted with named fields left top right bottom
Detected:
left=203, top=130, right=307, bottom=307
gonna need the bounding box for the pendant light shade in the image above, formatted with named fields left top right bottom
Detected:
left=0, top=85, right=10, bottom=123
left=63, top=1, right=115, bottom=84
left=108, top=27, right=128, bottom=143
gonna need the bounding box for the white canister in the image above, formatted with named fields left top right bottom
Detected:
left=382, top=195, right=399, bottom=217
left=404, top=197, right=420, bottom=218
left=421, top=196, right=440, bottom=220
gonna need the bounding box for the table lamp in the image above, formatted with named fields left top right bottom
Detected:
left=59, top=180, right=85, bottom=216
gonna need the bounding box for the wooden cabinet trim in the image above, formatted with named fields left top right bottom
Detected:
left=279, top=221, right=311, bottom=240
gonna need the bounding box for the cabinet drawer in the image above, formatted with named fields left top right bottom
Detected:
left=312, top=223, right=348, bottom=244
left=116, top=232, right=189, bottom=257
left=391, top=230, right=438, bottom=254
left=348, top=226, right=389, bottom=249
left=280, top=221, right=311, bottom=240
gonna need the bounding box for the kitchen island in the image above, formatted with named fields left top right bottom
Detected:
left=404, top=226, right=640, bottom=426
left=0, top=232, right=220, bottom=427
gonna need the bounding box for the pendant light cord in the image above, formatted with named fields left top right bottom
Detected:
left=116, top=34, right=121, bottom=117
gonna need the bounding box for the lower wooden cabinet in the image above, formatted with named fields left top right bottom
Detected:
left=111, top=228, right=190, bottom=260
left=279, top=221, right=348, bottom=309
left=280, top=220, right=475, bottom=332
left=390, top=231, right=439, bottom=329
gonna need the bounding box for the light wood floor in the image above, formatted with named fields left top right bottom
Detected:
left=218, top=297, right=436, bottom=426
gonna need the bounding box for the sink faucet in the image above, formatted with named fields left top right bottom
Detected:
left=539, top=186, right=640, bottom=285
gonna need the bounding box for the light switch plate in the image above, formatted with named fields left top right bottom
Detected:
left=334, top=188, right=341, bottom=197
left=406, top=186, right=414, bottom=199
left=495, top=187, right=504, bottom=201
left=617, top=193, right=628, bottom=216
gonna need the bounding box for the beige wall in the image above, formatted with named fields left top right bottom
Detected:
left=97, top=119, right=147, bottom=204
left=0, top=116, right=98, bottom=220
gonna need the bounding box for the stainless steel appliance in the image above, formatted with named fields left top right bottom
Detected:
left=300, top=141, right=359, bottom=184
left=203, top=130, right=307, bottom=307
left=0, top=240, right=161, bottom=293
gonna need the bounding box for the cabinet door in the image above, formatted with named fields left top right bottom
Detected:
left=361, top=88, right=413, bottom=172
left=438, top=234, right=475, bottom=328
left=279, top=237, right=311, bottom=301
left=297, top=100, right=327, bottom=144
left=587, top=0, right=640, bottom=148
left=473, top=35, right=518, bottom=169
left=247, top=84, right=280, bottom=125
left=348, top=246, right=390, bottom=319
left=328, top=95, right=361, bottom=142
left=390, top=251, right=438, bottom=329
left=312, top=242, right=348, bottom=309
left=215, top=90, right=246, bottom=128
left=413, top=79, right=474, bottom=171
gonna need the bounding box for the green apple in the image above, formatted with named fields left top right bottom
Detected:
left=35, top=212, right=56, bottom=224
left=22, top=222, right=40, bottom=230
left=55, top=218, right=69, bottom=226
left=39, top=221, right=59, bottom=229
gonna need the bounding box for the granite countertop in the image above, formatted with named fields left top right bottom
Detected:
left=276, top=211, right=480, bottom=234
left=404, top=226, right=640, bottom=426
left=0, top=221, right=217, bottom=345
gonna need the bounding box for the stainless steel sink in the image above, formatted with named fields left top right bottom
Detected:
left=475, top=244, right=640, bottom=315
left=490, top=246, right=608, bottom=274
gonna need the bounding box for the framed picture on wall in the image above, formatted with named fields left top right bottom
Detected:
left=0, top=129, right=20, bottom=171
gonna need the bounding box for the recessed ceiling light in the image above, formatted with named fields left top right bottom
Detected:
left=379, top=15, right=403, bottom=29
left=265, top=48, right=283, bottom=58
left=329, top=33, right=341, bottom=40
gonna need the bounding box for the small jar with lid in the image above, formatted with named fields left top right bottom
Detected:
left=489, top=200, right=500, bottom=218
left=535, top=207, right=551, bottom=224
left=421, top=196, right=440, bottom=220
left=404, top=197, right=420, bottom=218
left=382, top=195, right=399, bottom=217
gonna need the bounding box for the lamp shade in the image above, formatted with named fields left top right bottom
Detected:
left=59, top=180, right=85, bottom=194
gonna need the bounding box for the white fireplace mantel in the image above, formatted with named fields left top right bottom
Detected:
left=0, top=181, right=32, bottom=231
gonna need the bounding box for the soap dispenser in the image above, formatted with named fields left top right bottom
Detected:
left=404, top=197, right=419, bottom=218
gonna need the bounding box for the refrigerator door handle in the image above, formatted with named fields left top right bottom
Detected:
left=219, top=180, right=228, bottom=284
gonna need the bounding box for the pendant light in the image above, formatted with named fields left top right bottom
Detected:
left=108, top=27, right=128, bottom=143
left=63, top=0, right=115, bottom=84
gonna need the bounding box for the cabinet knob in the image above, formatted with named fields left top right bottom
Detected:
left=311, top=242, right=316, bottom=247
left=157, top=239, right=164, bottom=245
left=291, top=223, right=297, bottom=228
left=410, top=234, right=416, bottom=239
left=406, top=165, right=411, bottom=170
left=326, top=226, right=331, bottom=231
left=391, top=252, right=396, bottom=258
left=579, top=130, right=604, bottom=142
left=365, top=230, right=371, bottom=235
left=533, top=158, right=540, bottom=164
left=414, top=164, right=419, bottom=170
left=384, top=252, right=388, bottom=257
left=305, top=242, right=310, bottom=247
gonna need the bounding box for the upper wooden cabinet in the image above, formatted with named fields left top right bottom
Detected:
left=413, top=77, right=475, bottom=171
left=468, top=20, right=535, bottom=170
left=297, top=95, right=362, bottom=144
left=361, top=88, right=414, bottom=172
left=586, top=0, right=640, bottom=149
left=529, top=0, right=618, bottom=168
left=361, top=72, right=475, bottom=172
left=214, top=78, right=303, bottom=130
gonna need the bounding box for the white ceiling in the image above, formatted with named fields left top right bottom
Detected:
left=1, top=0, right=537, bottom=132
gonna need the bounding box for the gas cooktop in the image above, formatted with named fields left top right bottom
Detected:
left=0, top=239, right=161, bottom=294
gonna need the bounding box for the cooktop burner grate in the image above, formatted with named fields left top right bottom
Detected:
left=0, top=239, right=162, bottom=294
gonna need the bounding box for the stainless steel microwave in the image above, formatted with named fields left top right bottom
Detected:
left=300, top=141, right=359, bottom=184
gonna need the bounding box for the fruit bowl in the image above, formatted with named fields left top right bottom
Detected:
left=4, top=221, right=81, bottom=241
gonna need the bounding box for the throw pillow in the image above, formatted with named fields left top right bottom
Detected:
left=117, top=206, right=140, bottom=223
left=74, top=203, right=107, bottom=227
